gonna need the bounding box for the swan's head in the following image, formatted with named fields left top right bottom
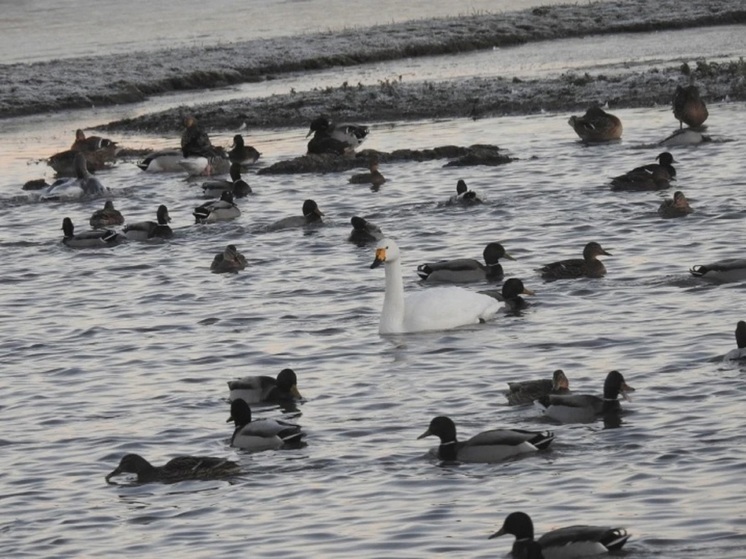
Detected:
left=370, top=238, right=399, bottom=268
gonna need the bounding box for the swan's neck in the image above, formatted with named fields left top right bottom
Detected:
left=380, top=258, right=405, bottom=333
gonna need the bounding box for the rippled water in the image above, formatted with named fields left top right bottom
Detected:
left=1, top=100, right=745, bottom=558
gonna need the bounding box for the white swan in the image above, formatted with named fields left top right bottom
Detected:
left=370, top=238, right=500, bottom=334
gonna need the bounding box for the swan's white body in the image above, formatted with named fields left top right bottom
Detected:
left=371, top=238, right=499, bottom=334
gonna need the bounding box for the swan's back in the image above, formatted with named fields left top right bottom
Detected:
left=400, top=286, right=499, bottom=333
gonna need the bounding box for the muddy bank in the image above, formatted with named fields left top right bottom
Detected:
left=1, top=0, right=744, bottom=119
left=102, top=59, right=746, bottom=134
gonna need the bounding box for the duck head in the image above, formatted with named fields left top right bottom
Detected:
left=584, top=242, right=611, bottom=260
left=302, top=199, right=324, bottom=219
left=488, top=511, right=535, bottom=540
left=156, top=204, right=171, bottom=224
left=105, top=453, right=154, bottom=483
left=604, top=370, right=635, bottom=401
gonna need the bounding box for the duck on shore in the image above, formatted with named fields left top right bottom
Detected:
left=673, top=84, right=708, bottom=129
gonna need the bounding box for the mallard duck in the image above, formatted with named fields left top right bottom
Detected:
left=136, top=149, right=184, bottom=172
left=71, top=129, right=117, bottom=153
left=89, top=200, right=124, bottom=228
left=61, top=217, right=124, bottom=248
left=371, top=238, right=500, bottom=334
left=349, top=159, right=386, bottom=187
left=611, top=152, right=676, bottom=191
left=724, top=321, right=746, bottom=361
left=349, top=216, right=384, bottom=245
left=306, top=115, right=369, bottom=149
left=41, top=153, right=109, bottom=201
left=690, top=259, right=746, bottom=282
left=193, top=191, right=241, bottom=223
left=105, top=453, right=239, bottom=484
left=123, top=205, right=173, bottom=240
left=489, top=511, right=631, bottom=559
left=538, top=242, right=611, bottom=280
left=658, top=128, right=711, bottom=147
left=499, top=278, right=536, bottom=312
left=210, top=244, right=247, bottom=273
left=267, top=199, right=324, bottom=230
left=673, top=84, right=708, bottom=129
left=505, top=369, right=570, bottom=406
left=536, top=370, right=635, bottom=424
left=227, top=368, right=303, bottom=404
left=568, top=107, right=623, bottom=142
left=417, top=242, right=514, bottom=283
left=201, top=163, right=251, bottom=199
left=658, top=191, right=692, bottom=219
left=448, top=179, right=483, bottom=205
left=417, top=416, right=553, bottom=463
left=228, top=134, right=261, bottom=167
left=227, top=398, right=306, bottom=451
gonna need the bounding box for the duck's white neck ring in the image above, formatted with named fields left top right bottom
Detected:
left=603, top=397, right=619, bottom=402
left=441, top=440, right=457, bottom=446
left=516, top=537, right=533, bottom=543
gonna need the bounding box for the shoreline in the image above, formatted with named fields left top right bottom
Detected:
left=1, top=0, right=744, bottom=120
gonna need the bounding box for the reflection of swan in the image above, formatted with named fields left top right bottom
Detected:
left=370, top=238, right=500, bottom=334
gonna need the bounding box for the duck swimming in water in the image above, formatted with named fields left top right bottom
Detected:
left=348, top=216, right=384, bottom=245
left=611, top=152, right=676, bottom=191
left=124, top=205, right=173, bottom=240
left=538, top=241, right=611, bottom=280
left=306, top=115, right=369, bottom=151
left=193, top=191, right=241, bottom=223
left=210, top=244, right=248, bottom=273
left=61, top=217, right=125, bottom=248
left=448, top=179, right=483, bottom=205
left=227, top=398, right=306, bottom=451
left=267, top=199, right=324, bottom=230
left=41, top=153, right=109, bottom=201
left=568, top=106, right=623, bottom=142
left=417, top=242, right=513, bottom=283
left=658, top=191, right=692, bottom=219
left=349, top=158, right=386, bottom=188
left=228, top=134, right=261, bottom=167
left=201, top=163, right=251, bottom=199
left=89, top=200, right=124, bottom=228
left=505, top=369, right=570, bottom=406
left=105, top=453, right=239, bottom=484
left=227, top=368, right=303, bottom=405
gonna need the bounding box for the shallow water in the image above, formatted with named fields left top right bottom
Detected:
left=1, top=3, right=746, bottom=558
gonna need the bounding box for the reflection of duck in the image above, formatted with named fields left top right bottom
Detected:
left=538, top=241, right=611, bottom=280
left=448, top=179, right=483, bottom=204
left=690, top=259, right=746, bottom=282
left=227, top=398, right=306, bottom=451
left=210, top=244, right=247, bottom=273
left=228, top=134, right=261, bottom=167
left=536, top=370, right=635, bottom=424
left=724, top=321, right=746, bottom=361
left=371, top=238, right=500, bottom=334
left=89, top=200, right=124, bottom=228
left=201, top=163, right=251, bottom=198
left=611, top=152, right=676, bottom=191
left=505, top=369, right=570, bottom=406
left=267, top=199, right=324, bottom=230
left=105, top=453, right=239, bottom=484
left=417, top=242, right=513, bottom=283
left=61, top=217, right=124, bottom=248
left=227, top=368, right=303, bottom=405
left=489, top=511, right=631, bottom=559
left=417, top=416, right=554, bottom=463
left=124, top=205, right=173, bottom=240
left=658, top=191, right=692, bottom=219
left=568, top=106, right=622, bottom=142
left=673, top=84, right=708, bottom=129
left=193, top=191, right=241, bottom=223
left=348, top=216, right=384, bottom=245
left=306, top=115, right=369, bottom=150
left=41, top=153, right=109, bottom=201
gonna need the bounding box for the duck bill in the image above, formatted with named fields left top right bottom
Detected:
left=226, top=414, right=234, bottom=423
left=503, top=251, right=516, bottom=261
left=620, top=382, right=635, bottom=402
left=105, top=468, right=122, bottom=484
left=522, top=287, right=535, bottom=296
left=291, top=385, right=303, bottom=400
left=370, top=248, right=386, bottom=269
left=488, top=527, right=507, bottom=540
left=602, top=249, right=612, bottom=256
left=314, top=208, right=324, bottom=217
left=305, top=129, right=314, bottom=138
left=416, top=427, right=432, bottom=440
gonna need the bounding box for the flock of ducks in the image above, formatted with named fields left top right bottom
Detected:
left=32, top=88, right=742, bottom=557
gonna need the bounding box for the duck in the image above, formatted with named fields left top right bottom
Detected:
left=567, top=106, right=623, bottom=142
left=61, top=217, right=125, bottom=249
left=658, top=128, right=711, bottom=147
left=658, top=191, right=692, bottom=219
left=201, top=162, right=251, bottom=198
left=193, top=191, right=241, bottom=224
left=448, top=179, right=483, bottom=205
left=123, top=205, right=173, bottom=240
left=22, top=178, right=50, bottom=191
left=306, top=115, right=369, bottom=150
left=71, top=129, right=117, bottom=153
left=349, top=216, right=384, bottom=245
left=535, top=370, right=635, bottom=424
left=228, top=134, right=261, bottom=167
left=136, top=149, right=185, bottom=172
left=307, top=133, right=352, bottom=156
left=498, top=278, right=536, bottom=313
left=105, top=453, right=239, bottom=484
left=227, top=368, right=303, bottom=404
left=41, top=153, right=109, bottom=201
left=689, top=259, right=746, bottom=283
left=417, top=416, right=554, bottom=463
left=489, top=511, right=631, bottom=559
left=538, top=241, right=611, bottom=280
left=267, top=199, right=324, bottom=230
left=210, top=244, right=248, bottom=273
left=724, top=321, right=746, bottom=361
left=370, top=238, right=500, bottom=334
left=610, top=152, right=676, bottom=191
left=504, top=369, right=570, bottom=406
left=673, top=84, right=708, bottom=129
left=417, top=242, right=514, bottom=283
left=349, top=159, right=386, bottom=188
left=89, top=200, right=124, bottom=228
left=48, top=148, right=114, bottom=177
left=180, top=115, right=230, bottom=176
left=227, top=398, right=306, bottom=451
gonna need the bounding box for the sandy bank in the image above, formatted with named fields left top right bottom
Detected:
left=1, top=0, right=744, bottom=119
